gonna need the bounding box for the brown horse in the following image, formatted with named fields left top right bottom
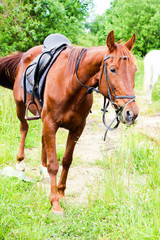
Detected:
left=0, top=31, right=139, bottom=213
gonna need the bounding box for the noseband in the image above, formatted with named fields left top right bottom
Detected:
left=76, top=49, right=135, bottom=140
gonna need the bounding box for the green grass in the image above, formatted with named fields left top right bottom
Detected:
left=0, top=127, right=160, bottom=239
left=1, top=128, right=160, bottom=240
left=0, top=88, right=42, bottom=167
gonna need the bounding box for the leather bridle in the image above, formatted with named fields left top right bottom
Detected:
left=75, top=48, right=136, bottom=140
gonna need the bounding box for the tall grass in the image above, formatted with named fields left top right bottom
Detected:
left=0, top=89, right=20, bottom=165
left=90, top=128, right=160, bottom=239
left=0, top=88, right=42, bottom=166
left=0, top=128, right=160, bottom=239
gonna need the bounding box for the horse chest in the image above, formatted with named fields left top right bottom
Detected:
left=56, top=95, right=92, bottom=130
left=60, top=110, right=84, bottom=130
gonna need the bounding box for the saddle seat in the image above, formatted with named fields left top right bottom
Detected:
left=43, top=33, right=71, bottom=52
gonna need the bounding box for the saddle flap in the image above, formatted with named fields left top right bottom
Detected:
left=43, top=33, right=71, bottom=52
left=36, top=52, right=52, bottom=82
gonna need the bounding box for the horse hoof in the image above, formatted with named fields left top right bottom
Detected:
left=51, top=208, right=64, bottom=215
left=16, top=160, right=25, bottom=171
left=51, top=201, right=64, bottom=215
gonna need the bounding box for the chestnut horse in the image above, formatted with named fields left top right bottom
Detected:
left=0, top=31, right=139, bottom=213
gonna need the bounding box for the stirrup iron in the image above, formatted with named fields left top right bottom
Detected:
left=25, top=101, right=41, bottom=120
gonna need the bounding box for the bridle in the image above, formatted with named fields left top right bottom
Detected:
left=75, top=48, right=136, bottom=140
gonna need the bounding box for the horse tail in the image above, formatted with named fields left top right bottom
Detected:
left=143, top=53, right=152, bottom=94
left=0, top=52, right=23, bottom=90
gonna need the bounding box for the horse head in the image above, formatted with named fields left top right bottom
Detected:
left=99, top=30, right=139, bottom=126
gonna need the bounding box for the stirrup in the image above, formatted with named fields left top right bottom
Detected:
left=25, top=101, right=41, bottom=120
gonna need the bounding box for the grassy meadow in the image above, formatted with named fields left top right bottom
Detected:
left=0, top=56, right=160, bottom=239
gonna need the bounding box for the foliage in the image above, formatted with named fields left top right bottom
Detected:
left=0, top=0, right=93, bottom=54
left=87, top=0, right=160, bottom=56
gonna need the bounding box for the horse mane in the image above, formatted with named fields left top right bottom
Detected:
left=67, top=44, right=133, bottom=79
left=67, top=46, right=86, bottom=77
left=0, top=52, right=23, bottom=90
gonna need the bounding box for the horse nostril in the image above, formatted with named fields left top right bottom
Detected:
left=126, top=110, right=132, bottom=116
left=126, top=110, right=133, bottom=121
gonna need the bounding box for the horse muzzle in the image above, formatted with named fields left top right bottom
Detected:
left=119, top=104, right=139, bottom=125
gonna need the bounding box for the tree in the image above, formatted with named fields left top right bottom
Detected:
left=87, top=0, right=160, bottom=56
left=0, top=0, right=92, bottom=54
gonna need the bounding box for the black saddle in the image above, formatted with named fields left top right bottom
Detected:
left=23, top=33, right=71, bottom=120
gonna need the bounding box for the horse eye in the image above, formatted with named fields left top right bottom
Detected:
left=110, top=67, right=117, bottom=74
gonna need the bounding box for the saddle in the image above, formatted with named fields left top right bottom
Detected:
left=22, top=33, right=71, bottom=120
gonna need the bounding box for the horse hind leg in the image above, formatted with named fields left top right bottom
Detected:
left=57, top=120, right=86, bottom=200
left=147, top=73, right=159, bottom=104
left=15, top=101, right=29, bottom=171
left=40, top=135, right=49, bottom=179
left=143, top=61, right=152, bottom=104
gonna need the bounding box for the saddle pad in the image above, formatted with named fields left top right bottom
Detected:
left=21, top=34, right=72, bottom=107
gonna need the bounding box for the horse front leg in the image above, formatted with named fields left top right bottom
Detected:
left=42, top=116, right=63, bottom=213
left=57, top=120, right=86, bottom=200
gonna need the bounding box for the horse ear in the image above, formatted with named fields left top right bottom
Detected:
left=124, top=33, right=136, bottom=51
left=106, top=30, right=116, bottom=52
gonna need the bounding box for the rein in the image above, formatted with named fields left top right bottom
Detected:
left=75, top=49, right=135, bottom=140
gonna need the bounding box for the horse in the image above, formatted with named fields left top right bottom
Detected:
left=143, top=50, right=160, bottom=104
left=0, top=31, right=139, bottom=214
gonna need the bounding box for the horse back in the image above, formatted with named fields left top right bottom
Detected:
left=144, top=50, right=160, bottom=67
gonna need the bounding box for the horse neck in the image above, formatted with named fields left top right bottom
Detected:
left=0, top=52, right=23, bottom=90
left=74, top=46, right=106, bottom=88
